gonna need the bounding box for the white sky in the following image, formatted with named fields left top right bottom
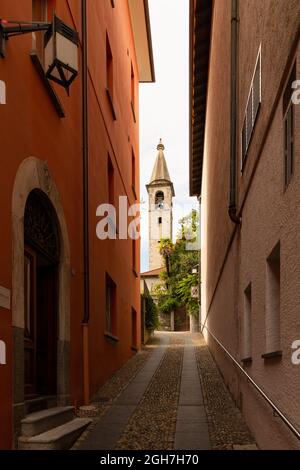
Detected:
left=139, top=0, right=198, bottom=272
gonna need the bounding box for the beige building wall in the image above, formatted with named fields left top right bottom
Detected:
left=201, top=0, right=300, bottom=449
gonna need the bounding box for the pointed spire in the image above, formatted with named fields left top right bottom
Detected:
left=150, top=139, right=171, bottom=183
left=157, top=138, right=165, bottom=151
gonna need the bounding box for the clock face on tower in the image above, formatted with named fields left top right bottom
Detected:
left=157, top=201, right=164, bottom=209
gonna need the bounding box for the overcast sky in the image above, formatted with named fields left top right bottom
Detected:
left=139, top=0, right=198, bottom=272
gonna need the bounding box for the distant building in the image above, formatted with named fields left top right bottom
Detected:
left=190, top=0, right=300, bottom=449
left=0, top=0, right=154, bottom=450
left=146, top=139, right=175, bottom=271
left=142, top=140, right=189, bottom=331
left=141, top=140, right=174, bottom=298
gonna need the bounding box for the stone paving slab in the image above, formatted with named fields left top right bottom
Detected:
left=177, top=405, right=207, bottom=422
left=174, top=339, right=211, bottom=450
left=99, top=406, right=136, bottom=424
left=175, top=431, right=211, bottom=450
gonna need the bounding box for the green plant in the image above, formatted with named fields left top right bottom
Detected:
left=156, top=210, right=200, bottom=318
left=159, top=238, right=174, bottom=277
left=158, top=295, right=180, bottom=315
left=142, top=293, right=159, bottom=330
left=177, top=274, right=199, bottom=318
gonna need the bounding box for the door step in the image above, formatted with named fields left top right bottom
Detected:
left=25, top=395, right=57, bottom=414
left=18, top=418, right=92, bottom=450
left=21, top=406, right=75, bottom=437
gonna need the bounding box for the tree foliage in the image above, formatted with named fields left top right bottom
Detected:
left=142, top=292, right=159, bottom=330
left=156, top=210, right=200, bottom=318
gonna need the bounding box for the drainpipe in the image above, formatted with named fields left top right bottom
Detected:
left=228, top=0, right=241, bottom=224
left=82, top=0, right=90, bottom=406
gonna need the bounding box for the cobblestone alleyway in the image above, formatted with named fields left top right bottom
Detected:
left=73, top=332, right=256, bottom=451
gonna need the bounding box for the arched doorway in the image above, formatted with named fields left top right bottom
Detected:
left=12, top=158, right=71, bottom=440
left=24, top=190, right=60, bottom=399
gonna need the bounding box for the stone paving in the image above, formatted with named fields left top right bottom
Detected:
left=194, top=334, right=256, bottom=450
left=116, top=334, right=183, bottom=450
left=72, top=341, right=153, bottom=449
left=174, top=336, right=210, bottom=450
left=74, top=331, right=256, bottom=450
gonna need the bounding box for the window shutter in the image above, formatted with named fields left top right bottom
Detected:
left=283, top=64, right=296, bottom=116
left=283, top=64, right=296, bottom=187
left=285, top=105, right=293, bottom=186
left=253, top=52, right=261, bottom=123
left=246, top=88, right=253, bottom=149
left=242, top=120, right=247, bottom=162
left=241, top=48, right=262, bottom=166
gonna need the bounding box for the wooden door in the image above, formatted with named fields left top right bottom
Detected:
left=24, top=247, right=58, bottom=398
left=24, top=247, right=37, bottom=398
left=36, top=264, right=58, bottom=396
left=24, top=190, right=60, bottom=400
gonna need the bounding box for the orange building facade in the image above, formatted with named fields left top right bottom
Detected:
left=0, top=0, right=154, bottom=449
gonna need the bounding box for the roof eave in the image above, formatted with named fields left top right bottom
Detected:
left=189, top=0, right=213, bottom=197
left=129, top=0, right=156, bottom=83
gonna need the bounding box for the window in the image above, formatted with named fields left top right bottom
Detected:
left=264, top=242, right=281, bottom=357
left=132, top=239, right=137, bottom=275
left=155, top=191, right=164, bottom=209
left=105, top=33, right=116, bottom=120
left=131, top=308, right=137, bottom=350
left=158, top=217, right=162, bottom=225
left=105, top=274, right=117, bottom=336
left=242, top=284, right=252, bottom=361
left=108, top=154, right=114, bottom=206
left=106, top=33, right=113, bottom=98
left=241, top=47, right=261, bottom=165
left=283, top=64, right=296, bottom=187
left=131, top=63, right=136, bottom=122
left=131, top=148, right=136, bottom=198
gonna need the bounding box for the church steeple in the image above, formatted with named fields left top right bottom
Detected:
left=148, top=139, right=175, bottom=195
left=150, top=139, right=171, bottom=183
left=146, top=140, right=175, bottom=270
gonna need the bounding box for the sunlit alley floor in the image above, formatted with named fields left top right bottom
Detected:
left=73, top=332, right=257, bottom=451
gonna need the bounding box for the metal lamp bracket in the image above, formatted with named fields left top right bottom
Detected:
left=0, top=19, right=51, bottom=58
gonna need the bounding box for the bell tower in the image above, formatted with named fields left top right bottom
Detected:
left=147, top=139, right=175, bottom=270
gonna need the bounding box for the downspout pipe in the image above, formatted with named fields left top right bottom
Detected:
left=228, top=0, right=241, bottom=224
left=82, top=0, right=90, bottom=406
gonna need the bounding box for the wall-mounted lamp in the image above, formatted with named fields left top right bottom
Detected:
left=0, top=16, right=79, bottom=90
left=44, top=16, right=79, bottom=89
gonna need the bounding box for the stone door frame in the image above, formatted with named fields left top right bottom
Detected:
left=12, top=157, right=71, bottom=440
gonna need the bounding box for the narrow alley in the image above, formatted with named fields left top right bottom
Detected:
left=73, top=332, right=256, bottom=451
left=1, top=0, right=300, bottom=457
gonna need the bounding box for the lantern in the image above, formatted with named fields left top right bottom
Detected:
left=44, top=15, right=79, bottom=90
